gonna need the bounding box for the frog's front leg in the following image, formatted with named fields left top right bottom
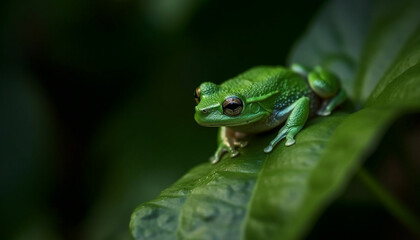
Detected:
left=264, top=96, right=309, bottom=153
left=210, top=127, right=246, bottom=164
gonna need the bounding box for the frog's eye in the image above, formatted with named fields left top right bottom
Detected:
left=194, top=87, right=200, bottom=104
left=222, top=97, right=243, bottom=116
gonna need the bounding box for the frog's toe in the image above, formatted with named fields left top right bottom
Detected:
left=210, top=154, right=224, bottom=164
left=264, top=145, right=273, bottom=153
left=317, top=109, right=331, bottom=116
left=230, top=149, right=240, bottom=158
left=285, top=138, right=296, bottom=146
left=234, top=140, right=248, bottom=148
left=209, top=156, right=218, bottom=164
left=210, top=147, right=228, bottom=164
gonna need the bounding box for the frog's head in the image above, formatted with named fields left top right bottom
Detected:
left=194, top=82, right=269, bottom=127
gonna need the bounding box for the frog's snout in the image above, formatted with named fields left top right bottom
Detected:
left=195, top=106, right=209, bottom=114
left=194, top=106, right=212, bottom=126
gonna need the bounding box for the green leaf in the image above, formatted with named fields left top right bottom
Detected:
left=366, top=26, right=420, bottom=109
left=130, top=114, right=345, bottom=239
left=354, top=0, right=420, bottom=103
left=130, top=0, right=420, bottom=239
left=0, top=75, right=58, bottom=239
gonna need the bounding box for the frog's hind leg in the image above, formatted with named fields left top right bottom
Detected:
left=264, top=96, right=310, bottom=153
left=308, top=66, right=346, bottom=116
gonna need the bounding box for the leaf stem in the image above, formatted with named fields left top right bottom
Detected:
left=358, top=167, right=420, bottom=237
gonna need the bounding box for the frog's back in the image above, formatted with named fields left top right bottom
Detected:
left=220, top=66, right=307, bottom=100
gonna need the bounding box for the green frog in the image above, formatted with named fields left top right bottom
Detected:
left=194, top=64, right=346, bottom=164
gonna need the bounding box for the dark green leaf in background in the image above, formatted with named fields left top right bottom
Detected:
left=130, top=0, right=420, bottom=239
left=0, top=75, right=58, bottom=239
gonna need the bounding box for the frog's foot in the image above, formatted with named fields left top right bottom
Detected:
left=317, top=108, right=332, bottom=116
left=233, top=140, right=248, bottom=148
left=263, top=145, right=273, bottom=153
left=230, top=149, right=240, bottom=158
left=317, top=89, right=346, bottom=116
left=209, top=145, right=227, bottom=164
left=209, top=144, right=240, bottom=164
left=264, top=125, right=302, bottom=152
left=285, top=135, right=296, bottom=146
left=264, top=96, right=309, bottom=153
left=317, top=100, right=332, bottom=116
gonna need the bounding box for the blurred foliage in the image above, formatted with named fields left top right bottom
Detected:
left=0, top=74, right=58, bottom=239
left=0, top=0, right=325, bottom=239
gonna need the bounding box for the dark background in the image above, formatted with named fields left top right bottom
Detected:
left=0, top=0, right=325, bottom=239
left=2, top=0, right=419, bottom=239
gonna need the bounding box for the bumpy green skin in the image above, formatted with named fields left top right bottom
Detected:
left=194, top=64, right=346, bottom=164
